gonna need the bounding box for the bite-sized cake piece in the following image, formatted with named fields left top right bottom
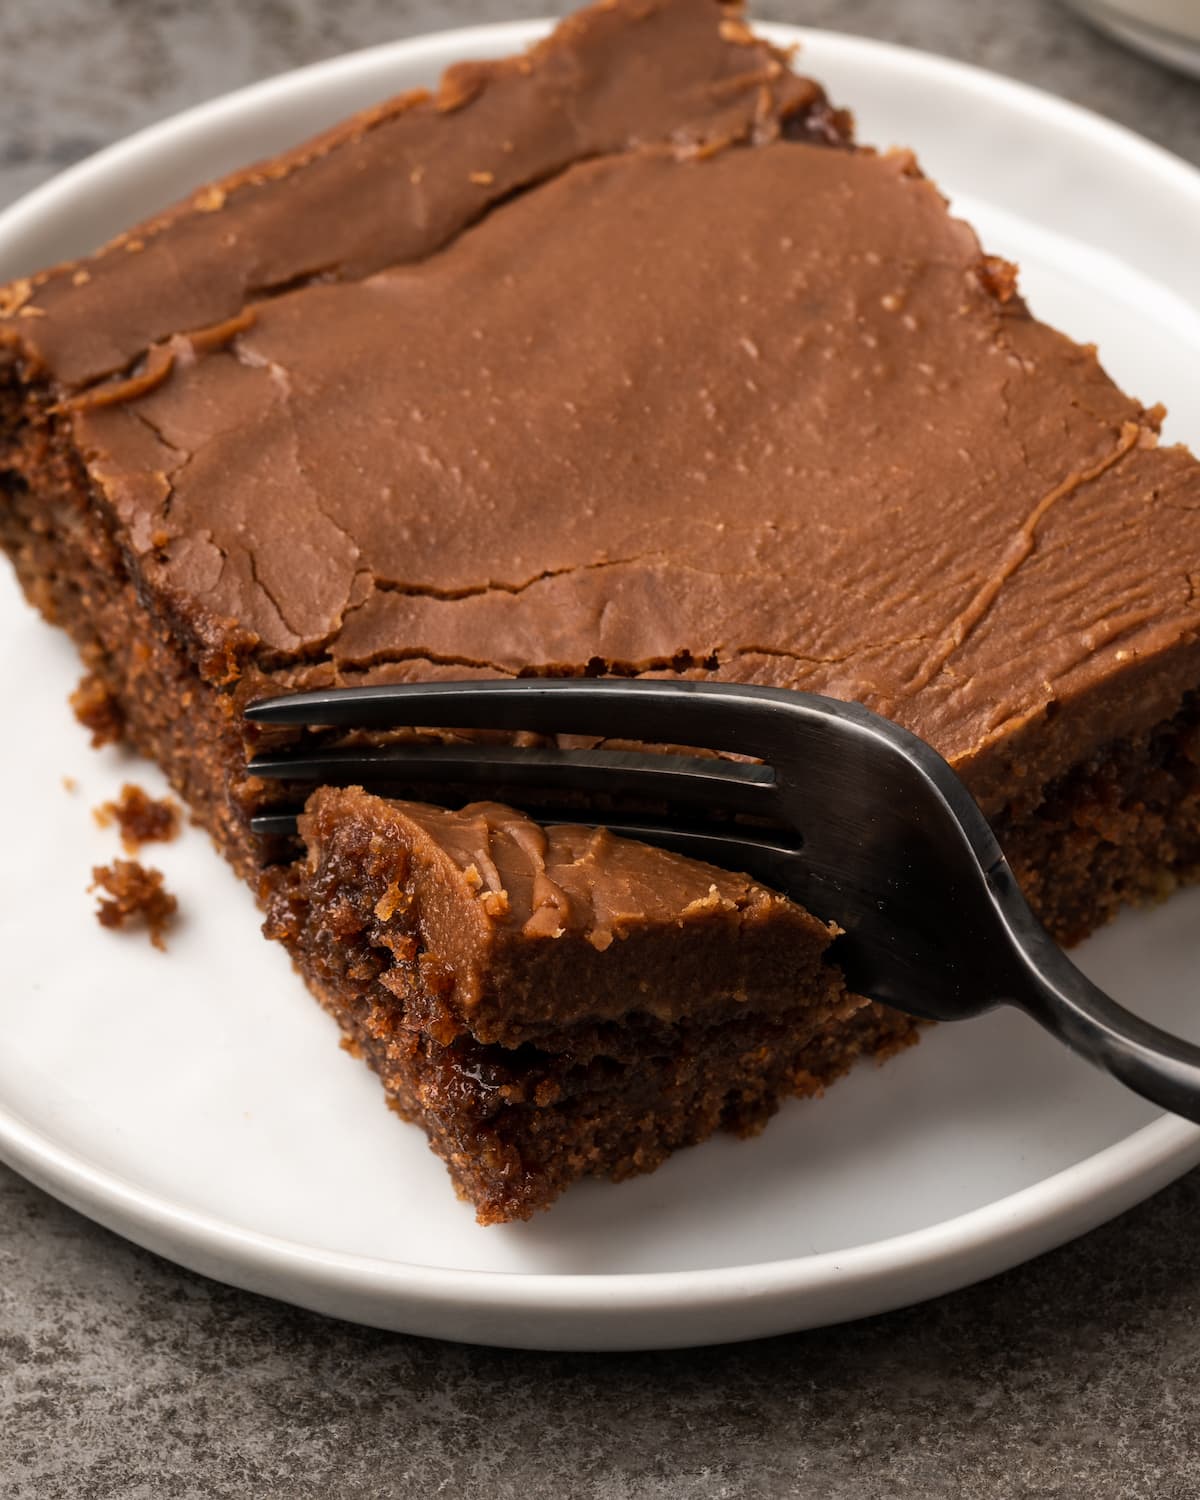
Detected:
left=265, top=788, right=908, bottom=1222
left=2, top=0, right=1199, bottom=1220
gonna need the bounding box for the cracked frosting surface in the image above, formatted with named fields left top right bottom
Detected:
left=5, top=0, right=830, bottom=388
left=6, top=0, right=1200, bottom=815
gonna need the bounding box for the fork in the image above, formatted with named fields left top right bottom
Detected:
left=245, top=678, right=1200, bottom=1125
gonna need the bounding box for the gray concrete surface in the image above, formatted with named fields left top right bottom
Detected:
left=2, top=1, right=1199, bottom=1495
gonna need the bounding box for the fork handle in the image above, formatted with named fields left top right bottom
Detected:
left=992, top=866, right=1200, bottom=1125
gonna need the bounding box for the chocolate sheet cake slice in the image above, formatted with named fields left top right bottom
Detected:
left=267, top=789, right=905, bottom=1223
left=2, top=0, right=1199, bottom=1220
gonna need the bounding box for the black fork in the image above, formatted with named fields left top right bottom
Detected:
left=245, top=678, right=1200, bottom=1124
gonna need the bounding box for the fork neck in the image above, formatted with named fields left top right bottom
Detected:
left=987, top=862, right=1200, bottom=1126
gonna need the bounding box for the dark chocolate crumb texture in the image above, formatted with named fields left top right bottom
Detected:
left=2, top=0, right=1199, bottom=1219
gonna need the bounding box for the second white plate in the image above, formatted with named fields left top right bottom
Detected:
left=1, top=20, right=1199, bottom=1351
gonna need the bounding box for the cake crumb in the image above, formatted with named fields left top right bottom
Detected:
left=681, top=884, right=737, bottom=917
left=192, top=184, right=227, bottom=213
left=62, top=775, right=78, bottom=794
left=0, top=277, right=32, bottom=317
left=374, top=880, right=409, bottom=921
left=95, top=782, right=181, bottom=853
left=70, top=672, right=124, bottom=748
left=481, top=888, right=511, bottom=919
left=977, top=254, right=1019, bottom=304
left=90, top=860, right=178, bottom=950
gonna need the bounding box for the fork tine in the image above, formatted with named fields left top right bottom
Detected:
left=553, top=817, right=805, bottom=889
left=249, top=812, right=312, bottom=838
left=246, top=743, right=777, bottom=816
left=248, top=807, right=804, bottom=889
left=243, top=679, right=804, bottom=762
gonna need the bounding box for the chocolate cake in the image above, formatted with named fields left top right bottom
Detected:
left=266, top=788, right=912, bottom=1222
left=2, top=0, right=1199, bottom=1220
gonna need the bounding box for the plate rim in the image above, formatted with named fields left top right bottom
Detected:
left=4, top=1092, right=1199, bottom=1348
left=2, top=17, right=1200, bottom=1349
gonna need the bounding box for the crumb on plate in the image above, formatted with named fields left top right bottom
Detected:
left=94, top=782, right=181, bottom=852
left=90, top=859, right=178, bottom=950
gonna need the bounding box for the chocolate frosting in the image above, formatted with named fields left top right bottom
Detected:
left=4, top=0, right=1199, bottom=821
left=3, top=0, right=829, bottom=388
left=297, top=787, right=852, bottom=1042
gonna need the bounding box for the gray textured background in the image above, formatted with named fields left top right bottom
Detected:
left=3, top=2, right=1200, bottom=1496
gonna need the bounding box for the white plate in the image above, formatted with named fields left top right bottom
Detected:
left=1062, top=0, right=1200, bottom=78
left=2, top=21, right=1200, bottom=1353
